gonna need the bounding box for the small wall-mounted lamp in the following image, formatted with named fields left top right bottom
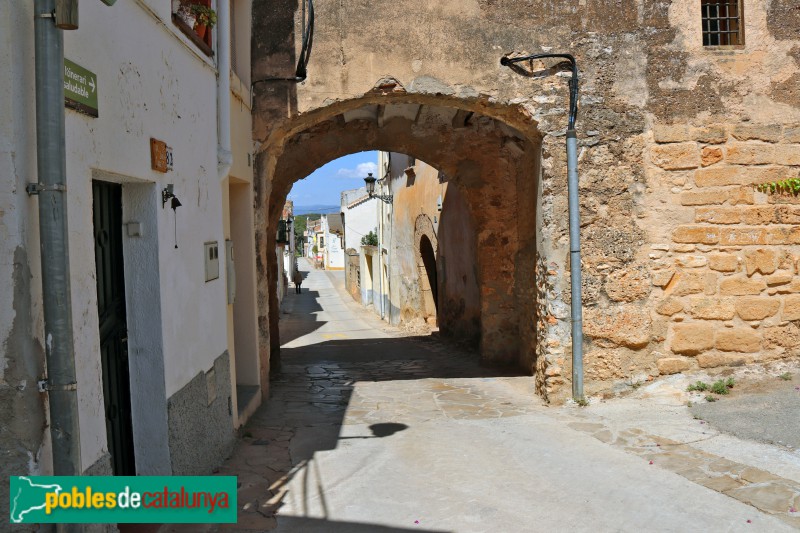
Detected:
left=162, top=184, right=182, bottom=209
left=162, top=184, right=182, bottom=248
left=364, top=173, right=393, bottom=204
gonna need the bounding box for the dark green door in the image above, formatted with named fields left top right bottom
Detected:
left=92, top=181, right=136, bottom=476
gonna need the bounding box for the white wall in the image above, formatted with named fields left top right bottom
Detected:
left=0, top=0, right=51, bottom=474
left=341, top=187, right=378, bottom=251
left=322, top=215, right=345, bottom=269
left=1, top=0, right=231, bottom=472
left=119, top=179, right=171, bottom=475
left=277, top=245, right=286, bottom=302
left=0, top=2, right=39, bottom=391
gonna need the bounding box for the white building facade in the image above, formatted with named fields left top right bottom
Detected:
left=0, top=0, right=261, bottom=482
left=321, top=213, right=345, bottom=270
left=341, top=186, right=379, bottom=306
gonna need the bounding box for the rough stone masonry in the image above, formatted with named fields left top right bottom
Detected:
left=250, top=0, right=800, bottom=402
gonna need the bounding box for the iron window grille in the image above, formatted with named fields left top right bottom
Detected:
left=702, top=0, right=744, bottom=47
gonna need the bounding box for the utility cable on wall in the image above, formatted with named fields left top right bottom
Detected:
left=500, top=52, right=584, bottom=402
left=251, top=0, right=314, bottom=86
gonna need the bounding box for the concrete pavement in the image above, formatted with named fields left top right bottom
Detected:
left=195, top=258, right=799, bottom=532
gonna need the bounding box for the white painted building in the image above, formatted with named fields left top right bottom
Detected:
left=341, top=187, right=378, bottom=252
left=321, top=213, right=345, bottom=270
left=0, top=0, right=261, bottom=480
left=277, top=201, right=297, bottom=304
left=341, top=186, right=379, bottom=305
left=306, top=218, right=321, bottom=261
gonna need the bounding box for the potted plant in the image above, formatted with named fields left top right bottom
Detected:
left=191, top=4, right=217, bottom=40
left=175, top=3, right=196, bottom=28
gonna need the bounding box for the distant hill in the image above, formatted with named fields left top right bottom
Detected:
left=294, top=205, right=340, bottom=215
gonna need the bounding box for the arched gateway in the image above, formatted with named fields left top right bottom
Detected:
left=247, top=0, right=794, bottom=403
left=254, top=87, right=544, bottom=391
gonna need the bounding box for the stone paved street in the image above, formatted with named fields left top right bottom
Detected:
left=164, top=259, right=799, bottom=532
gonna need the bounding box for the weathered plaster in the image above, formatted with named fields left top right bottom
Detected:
left=167, top=351, right=235, bottom=475
left=251, top=0, right=800, bottom=401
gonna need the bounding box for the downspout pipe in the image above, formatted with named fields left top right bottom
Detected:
left=566, top=130, right=583, bottom=401
left=377, top=181, right=385, bottom=320
left=500, top=53, right=584, bottom=402
left=33, top=0, right=82, bottom=474
left=216, top=0, right=232, bottom=179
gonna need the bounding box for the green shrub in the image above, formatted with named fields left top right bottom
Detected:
left=360, top=230, right=379, bottom=246
left=687, top=381, right=709, bottom=392
left=710, top=379, right=730, bottom=395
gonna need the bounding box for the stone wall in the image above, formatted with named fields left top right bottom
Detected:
left=251, top=0, right=800, bottom=401
left=646, top=124, right=800, bottom=376
left=438, top=184, right=482, bottom=345
left=345, top=249, right=360, bottom=301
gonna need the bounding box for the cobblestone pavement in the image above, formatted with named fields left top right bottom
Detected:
left=161, top=259, right=798, bottom=532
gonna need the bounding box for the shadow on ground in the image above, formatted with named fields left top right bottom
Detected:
left=216, top=330, right=524, bottom=530
left=276, top=287, right=324, bottom=345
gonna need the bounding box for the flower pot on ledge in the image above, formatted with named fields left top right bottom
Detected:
left=194, top=23, right=207, bottom=40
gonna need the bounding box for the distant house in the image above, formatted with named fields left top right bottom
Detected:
left=341, top=187, right=378, bottom=302
left=321, top=214, right=345, bottom=270
left=306, top=218, right=322, bottom=263
left=276, top=201, right=296, bottom=303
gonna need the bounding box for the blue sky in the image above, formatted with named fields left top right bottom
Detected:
left=287, top=151, right=378, bottom=207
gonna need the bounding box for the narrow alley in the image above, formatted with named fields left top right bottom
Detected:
left=199, top=259, right=797, bottom=532
left=6, top=2, right=800, bottom=531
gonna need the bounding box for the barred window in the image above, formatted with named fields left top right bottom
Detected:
left=702, top=0, right=744, bottom=47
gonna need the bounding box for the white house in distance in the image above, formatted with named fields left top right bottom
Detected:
left=321, top=213, right=345, bottom=270
left=341, top=186, right=379, bottom=305
left=306, top=217, right=322, bottom=261
left=0, top=0, right=262, bottom=481
left=276, top=200, right=297, bottom=304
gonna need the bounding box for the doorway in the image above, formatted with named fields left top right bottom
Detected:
left=92, top=180, right=136, bottom=476
left=419, top=234, right=438, bottom=315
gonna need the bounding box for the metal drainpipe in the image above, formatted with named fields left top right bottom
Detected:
left=33, top=0, right=82, bottom=475
left=566, top=129, right=584, bottom=401
left=377, top=179, right=385, bottom=320
left=216, top=0, right=233, bottom=179
left=500, top=53, right=584, bottom=402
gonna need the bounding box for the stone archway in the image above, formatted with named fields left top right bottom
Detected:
left=414, top=214, right=439, bottom=322
left=253, top=87, right=542, bottom=397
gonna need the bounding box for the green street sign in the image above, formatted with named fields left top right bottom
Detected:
left=64, top=59, right=98, bottom=117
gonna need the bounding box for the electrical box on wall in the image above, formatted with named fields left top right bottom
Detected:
left=205, top=241, right=219, bottom=282
left=225, top=240, right=236, bottom=304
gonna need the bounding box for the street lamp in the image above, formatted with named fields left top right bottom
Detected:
left=363, top=173, right=392, bottom=204
left=500, top=52, right=585, bottom=403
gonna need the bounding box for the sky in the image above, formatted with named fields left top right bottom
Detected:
left=287, top=151, right=378, bottom=207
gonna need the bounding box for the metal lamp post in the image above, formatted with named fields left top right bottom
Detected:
left=363, top=173, right=392, bottom=204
